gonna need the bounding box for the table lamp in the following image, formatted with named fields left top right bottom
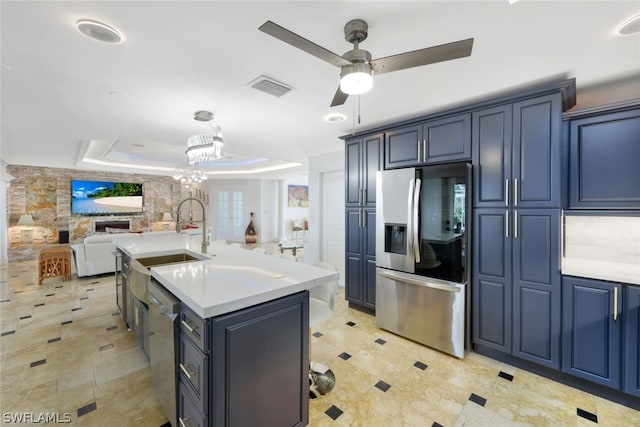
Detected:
left=162, top=212, right=173, bottom=230
left=18, top=214, right=35, bottom=243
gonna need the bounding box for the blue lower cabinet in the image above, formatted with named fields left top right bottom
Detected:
left=345, top=207, right=376, bottom=310
left=625, top=286, right=640, bottom=397
left=561, top=276, right=622, bottom=389
left=512, top=210, right=561, bottom=369
left=177, top=292, right=310, bottom=427
left=472, top=209, right=512, bottom=353
left=473, top=208, right=561, bottom=370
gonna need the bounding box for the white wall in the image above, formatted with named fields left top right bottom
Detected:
left=259, top=180, right=278, bottom=242
left=304, top=150, right=344, bottom=266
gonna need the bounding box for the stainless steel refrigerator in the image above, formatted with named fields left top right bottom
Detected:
left=375, top=162, right=471, bottom=358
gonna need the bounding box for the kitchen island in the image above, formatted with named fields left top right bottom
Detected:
left=115, top=234, right=338, bottom=427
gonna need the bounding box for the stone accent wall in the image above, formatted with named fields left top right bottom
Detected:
left=7, top=165, right=182, bottom=261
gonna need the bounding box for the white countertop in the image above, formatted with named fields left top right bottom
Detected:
left=562, top=258, right=640, bottom=286
left=116, top=234, right=339, bottom=318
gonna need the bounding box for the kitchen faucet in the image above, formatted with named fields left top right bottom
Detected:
left=175, top=197, right=210, bottom=253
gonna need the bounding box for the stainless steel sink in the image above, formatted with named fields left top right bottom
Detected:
left=136, top=252, right=202, bottom=268
left=130, top=252, right=204, bottom=303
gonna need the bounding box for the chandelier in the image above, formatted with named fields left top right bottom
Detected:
left=172, top=164, right=207, bottom=184
left=185, top=110, right=224, bottom=164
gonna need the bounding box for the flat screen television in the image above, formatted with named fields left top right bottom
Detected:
left=71, top=180, right=143, bottom=216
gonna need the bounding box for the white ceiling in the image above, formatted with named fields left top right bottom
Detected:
left=1, top=1, right=639, bottom=179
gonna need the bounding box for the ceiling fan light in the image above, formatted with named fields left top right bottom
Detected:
left=340, top=64, right=373, bottom=95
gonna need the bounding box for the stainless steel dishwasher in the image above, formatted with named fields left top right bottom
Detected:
left=148, top=278, right=180, bottom=427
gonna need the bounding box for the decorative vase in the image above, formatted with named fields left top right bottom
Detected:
left=245, top=212, right=257, bottom=243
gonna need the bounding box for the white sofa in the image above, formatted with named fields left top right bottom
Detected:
left=72, top=231, right=177, bottom=277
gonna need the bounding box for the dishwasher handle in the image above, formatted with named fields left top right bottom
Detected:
left=378, top=269, right=461, bottom=293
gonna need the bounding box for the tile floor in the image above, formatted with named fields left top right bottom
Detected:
left=1, top=259, right=639, bottom=427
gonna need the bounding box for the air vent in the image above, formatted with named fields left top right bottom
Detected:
left=248, top=75, right=293, bottom=97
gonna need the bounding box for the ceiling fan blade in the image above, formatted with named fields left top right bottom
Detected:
left=330, top=86, right=349, bottom=107
left=259, top=21, right=352, bottom=68
left=371, top=38, right=474, bottom=75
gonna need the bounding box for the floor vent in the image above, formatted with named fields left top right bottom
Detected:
left=249, top=75, right=293, bottom=97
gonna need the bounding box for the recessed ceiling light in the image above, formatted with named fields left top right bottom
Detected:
left=324, top=113, right=346, bottom=123
left=76, top=19, right=123, bottom=44
left=617, top=14, right=640, bottom=35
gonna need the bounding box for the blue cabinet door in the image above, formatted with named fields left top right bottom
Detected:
left=512, top=210, right=561, bottom=369
left=345, top=208, right=377, bottom=308
left=345, top=208, right=363, bottom=304
left=422, top=114, right=471, bottom=164
left=385, top=124, right=422, bottom=169
left=345, top=138, right=363, bottom=207
left=211, top=291, right=309, bottom=427
left=472, top=104, right=512, bottom=207
left=364, top=209, right=377, bottom=309
left=363, top=134, right=382, bottom=206
left=345, top=253, right=362, bottom=304
left=625, top=286, right=640, bottom=397
left=512, top=93, right=562, bottom=208
left=472, top=208, right=512, bottom=352
left=562, top=276, right=622, bottom=389
left=569, top=108, right=640, bottom=209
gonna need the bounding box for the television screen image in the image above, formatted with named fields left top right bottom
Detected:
left=71, top=180, right=143, bottom=215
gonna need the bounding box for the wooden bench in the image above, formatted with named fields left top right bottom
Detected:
left=38, top=246, right=72, bottom=284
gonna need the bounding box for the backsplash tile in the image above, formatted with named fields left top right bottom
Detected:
left=563, top=215, right=640, bottom=284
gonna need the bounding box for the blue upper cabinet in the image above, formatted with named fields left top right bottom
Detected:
left=473, top=94, right=562, bottom=208
left=345, top=138, right=363, bottom=207
left=569, top=108, right=640, bottom=209
left=345, top=133, right=382, bottom=208
left=385, top=114, right=471, bottom=169
left=472, top=104, right=512, bottom=207
left=384, top=124, right=421, bottom=168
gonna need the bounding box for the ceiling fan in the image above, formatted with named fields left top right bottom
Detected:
left=259, top=19, right=474, bottom=107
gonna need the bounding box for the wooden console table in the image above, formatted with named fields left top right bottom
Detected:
left=38, top=245, right=72, bottom=284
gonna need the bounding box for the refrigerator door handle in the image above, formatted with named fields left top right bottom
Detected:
left=413, top=178, right=421, bottom=263
left=407, top=178, right=415, bottom=258
left=378, top=269, right=461, bottom=293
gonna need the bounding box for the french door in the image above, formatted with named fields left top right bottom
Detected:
left=217, top=191, right=244, bottom=241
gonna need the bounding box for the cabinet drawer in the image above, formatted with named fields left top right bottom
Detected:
left=179, top=332, right=208, bottom=411
left=180, top=304, right=206, bottom=351
left=178, top=382, right=207, bottom=427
